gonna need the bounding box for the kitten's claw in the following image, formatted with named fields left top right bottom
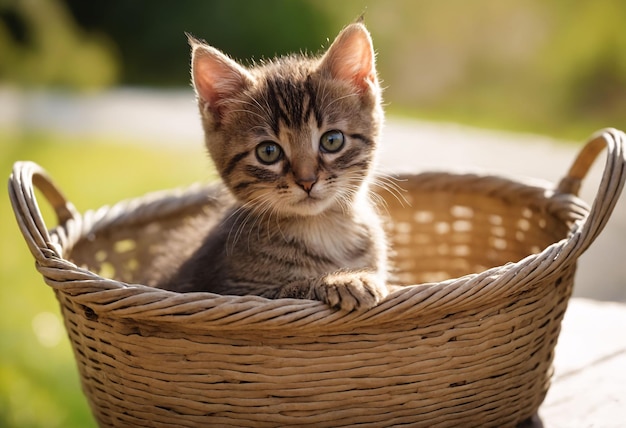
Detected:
left=276, top=272, right=388, bottom=311
left=314, top=272, right=388, bottom=311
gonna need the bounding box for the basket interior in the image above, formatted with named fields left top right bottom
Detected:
left=385, top=187, right=576, bottom=285
left=68, top=175, right=582, bottom=288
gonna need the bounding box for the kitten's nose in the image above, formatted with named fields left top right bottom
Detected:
left=296, top=176, right=317, bottom=194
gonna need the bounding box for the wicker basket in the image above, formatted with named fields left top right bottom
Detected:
left=9, top=128, right=625, bottom=427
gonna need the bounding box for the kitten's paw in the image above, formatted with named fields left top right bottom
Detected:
left=314, top=272, right=388, bottom=311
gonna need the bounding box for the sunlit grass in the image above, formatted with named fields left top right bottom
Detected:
left=1, top=131, right=212, bottom=427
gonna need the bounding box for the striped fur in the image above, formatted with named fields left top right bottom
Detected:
left=164, top=23, right=389, bottom=311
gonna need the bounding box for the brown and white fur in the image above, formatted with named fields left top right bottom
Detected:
left=162, top=23, right=389, bottom=311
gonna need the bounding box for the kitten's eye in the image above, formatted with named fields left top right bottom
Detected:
left=255, top=141, right=283, bottom=164
left=320, top=130, right=345, bottom=153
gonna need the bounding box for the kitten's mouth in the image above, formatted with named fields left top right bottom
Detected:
left=298, top=195, right=320, bottom=205
left=288, top=194, right=331, bottom=216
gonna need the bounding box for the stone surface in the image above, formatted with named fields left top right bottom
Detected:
left=538, top=298, right=626, bottom=428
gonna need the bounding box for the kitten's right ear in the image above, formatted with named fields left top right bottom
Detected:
left=187, top=34, right=253, bottom=116
left=318, top=23, right=377, bottom=93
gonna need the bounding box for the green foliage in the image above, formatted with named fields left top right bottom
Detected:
left=0, top=0, right=118, bottom=89
left=0, top=132, right=211, bottom=427
left=63, top=0, right=335, bottom=86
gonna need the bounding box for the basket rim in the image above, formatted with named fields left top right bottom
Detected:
left=9, top=128, right=626, bottom=331
left=37, top=171, right=586, bottom=330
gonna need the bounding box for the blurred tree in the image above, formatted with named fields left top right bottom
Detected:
left=540, top=0, right=626, bottom=126
left=0, top=0, right=118, bottom=89
left=63, top=0, right=336, bottom=86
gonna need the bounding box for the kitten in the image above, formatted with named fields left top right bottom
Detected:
left=163, top=23, right=389, bottom=311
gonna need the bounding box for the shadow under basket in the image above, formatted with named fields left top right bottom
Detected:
left=9, top=128, right=626, bottom=428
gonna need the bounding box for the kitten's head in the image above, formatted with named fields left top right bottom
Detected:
left=189, top=23, right=383, bottom=217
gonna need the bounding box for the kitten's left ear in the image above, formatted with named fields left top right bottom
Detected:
left=319, top=23, right=378, bottom=92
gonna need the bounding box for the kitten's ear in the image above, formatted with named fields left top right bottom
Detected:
left=188, top=34, right=253, bottom=115
left=319, top=23, right=377, bottom=92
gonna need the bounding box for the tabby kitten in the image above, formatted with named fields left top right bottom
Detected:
left=166, top=23, right=389, bottom=311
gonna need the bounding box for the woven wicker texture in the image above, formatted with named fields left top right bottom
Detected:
left=9, top=128, right=626, bottom=427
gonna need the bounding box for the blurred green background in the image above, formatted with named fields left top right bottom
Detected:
left=1, top=0, right=625, bottom=426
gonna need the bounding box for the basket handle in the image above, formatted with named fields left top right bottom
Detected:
left=8, top=161, right=79, bottom=264
left=557, top=127, right=626, bottom=257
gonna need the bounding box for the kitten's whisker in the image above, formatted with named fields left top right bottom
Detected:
left=246, top=197, right=275, bottom=250
left=371, top=172, right=410, bottom=208
left=226, top=195, right=268, bottom=253
left=366, top=183, right=389, bottom=206
left=250, top=197, right=275, bottom=249
left=242, top=91, right=273, bottom=120
left=248, top=125, right=270, bottom=133
left=229, top=108, right=267, bottom=123
left=263, top=197, right=286, bottom=243
left=227, top=209, right=251, bottom=254
left=274, top=208, right=288, bottom=243
left=323, top=92, right=358, bottom=111
left=316, top=80, right=332, bottom=122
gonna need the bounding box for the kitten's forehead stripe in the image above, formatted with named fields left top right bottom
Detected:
left=262, top=70, right=323, bottom=134
left=265, top=79, right=291, bottom=133
left=304, top=76, right=323, bottom=128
